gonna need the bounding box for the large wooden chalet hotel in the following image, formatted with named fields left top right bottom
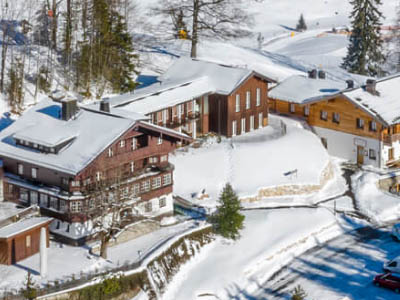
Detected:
left=0, top=95, right=191, bottom=244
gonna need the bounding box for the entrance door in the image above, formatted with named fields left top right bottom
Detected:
left=357, top=146, right=364, bottom=165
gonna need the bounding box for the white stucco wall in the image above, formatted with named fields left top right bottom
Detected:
left=313, top=126, right=381, bottom=168
left=382, top=140, right=400, bottom=166
left=137, top=193, right=174, bottom=218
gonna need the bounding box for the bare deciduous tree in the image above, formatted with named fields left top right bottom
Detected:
left=153, top=0, right=253, bottom=58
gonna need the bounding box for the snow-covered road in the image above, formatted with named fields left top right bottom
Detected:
left=253, top=226, right=400, bottom=300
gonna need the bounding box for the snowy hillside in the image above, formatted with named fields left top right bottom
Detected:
left=0, top=0, right=397, bottom=116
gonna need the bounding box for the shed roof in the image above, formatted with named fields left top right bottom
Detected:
left=0, top=217, right=52, bottom=239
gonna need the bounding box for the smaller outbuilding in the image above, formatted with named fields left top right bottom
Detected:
left=0, top=217, right=52, bottom=265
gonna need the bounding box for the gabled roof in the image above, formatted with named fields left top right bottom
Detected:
left=102, top=57, right=275, bottom=114
left=0, top=99, right=144, bottom=175
left=269, top=75, right=348, bottom=104
left=343, top=74, right=400, bottom=126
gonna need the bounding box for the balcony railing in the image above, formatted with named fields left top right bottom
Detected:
left=383, top=133, right=400, bottom=146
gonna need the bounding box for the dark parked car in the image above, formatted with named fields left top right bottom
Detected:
left=374, top=272, right=400, bottom=293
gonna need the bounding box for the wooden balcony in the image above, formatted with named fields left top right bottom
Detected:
left=383, top=133, right=400, bottom=146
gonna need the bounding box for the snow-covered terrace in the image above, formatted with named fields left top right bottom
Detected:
left=269, top=74, right=348, bottom=104
left=344, top=74, right=400, bottom=126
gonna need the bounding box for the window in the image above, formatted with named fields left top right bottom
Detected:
left=163, top=173, right=172, bottom=186
left=108, top=148, right=113, bottom=157
left=31, top=191, right=38, bottom=205
left=289, top=103, right=295, bottom=113
left=50, top=197, right=58, bottom=210
left=40, top=194, right=48, bottom=207
left=26, top=235, right=31, bottom=248
left=157, top=136, right=163, bottom=145
left=356, top=118, right=364, bottom=129
left=18, top=163, right=23, bottom=175
left=235, top=94, right=240, bottom=112
left=250, top=115, right=255, bottom=131
left=320, top=110, right=328, bottom=121
left=304, top=105, right=310, bottom=117
left=369, top=149, right=376, bottom=160
left=256, top=88, right=261, bottom=106
left=20, top=188, right=28, bottom=202
left=241, top=118, right=246, bottom=134
left=59, top=200, right=66, bottom=212
left=389, top=148, right=395, bottom=161
left=132, top=138, right=137, bottom=150
left=246, top=91, right=251, bottom=109
left=120, top=140, right=125, bottom=148
left=31, top=168, right=38, bottom=179
left=88, top=199, right=95, bottom=210
left=71, top=201, right=82, bottom=213
left=332, top=112, right=340, bottom=124
left=177, top=104, right=182, bottom=116
left=152, top=177, right=162, bottom=189
left=133, top=183, right=140, bottom=196
left=83, top=178, right=91, bottom=186
left=160, top=155, right=168, bottom=163
left=159, top=197, right=167, bottom=208
left=258, top=112, right=263, bottom=128
left=149, top=157, right=158, bottom=164
left=145, top=202, right=152, bottom=213
left=130, top=161, right=135, bottom=173
left=369, top=121, right=377, bottom=132
left=141, top=180, right=150, bottom=193
left=71, top=180, right=80, bottom=187
left=96, top=172, right=101, bottom=181
left=232, top=120, right=237, bottom=136
left=62, top=177, right=69, bottom=186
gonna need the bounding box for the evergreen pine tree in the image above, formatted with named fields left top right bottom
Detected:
left=296, top=14, right=307, bottom=31
left=342, top=0, right=386, bottom=76
left=21, top=271, right=37, bottom=300
left=291, top=285, right=307, bottom=300
left=212, top=183, right=245, bottom=240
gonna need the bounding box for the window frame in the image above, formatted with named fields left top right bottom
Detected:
left=246, top=91, right=251, bottom=109
left=356, top=118, right=364, bottom=129
left=369, top=149, right=377, bottom=160
left=235, top=94, right=240, bottom=112
left=31, top=167, right=38, bottom=179
left=256, top=88, right=261, bottom=106
left=320, top=110, right=328, bottom=121
left=332, top=112, right=340, bottom=124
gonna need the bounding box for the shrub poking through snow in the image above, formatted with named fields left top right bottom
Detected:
left=291, top=285, right=307, bottom=300
left=211, top=183, right=245, bottom=240
left=21, top=271, right=37, bottom=300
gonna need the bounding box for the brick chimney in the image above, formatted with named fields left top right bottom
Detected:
left=365, top=79, right=377, bottom=95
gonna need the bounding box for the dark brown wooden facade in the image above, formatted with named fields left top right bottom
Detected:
left=2, top=122, right=191, bottom=227
left=0, top=221, right=50, bottom=265
left=148, top=74, right=271, bottom=138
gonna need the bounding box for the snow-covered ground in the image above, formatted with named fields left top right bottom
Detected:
left=0, top=219, right=201, bottom=293
left=171, top=115, right=331, bottom=208
left=353, top=171, right=400, bottom=224
left=161, top=208, right=364, bottom=300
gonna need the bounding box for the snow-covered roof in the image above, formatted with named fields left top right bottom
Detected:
left=269, top=75, right=348, bottom=104
left=0, top=217, right=52, bottom=239
left=104, top=57, right=274, bottom=114
left=114, top=77, right=215, bottom=115
left=0, top=99, right=144, bottom=175
left=343, top=74, right=400, bottom=126
left=14, top=123, right=79, bottom=148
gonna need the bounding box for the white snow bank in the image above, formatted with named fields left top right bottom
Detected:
left=162, top=208, right=361, bottom=300
left=171, top=115, right=329, bottom=208
left=353, top=171, right=400, bottom=224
